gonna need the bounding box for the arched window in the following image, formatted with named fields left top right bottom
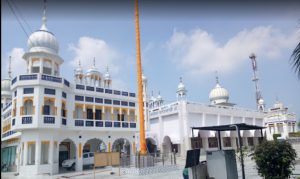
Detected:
left=24, top=100, right=33, bottom=115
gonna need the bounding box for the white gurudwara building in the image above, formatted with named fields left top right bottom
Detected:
left=1, top=7, right=139, bottom=176
left=142, top=75, right=295, bottom=157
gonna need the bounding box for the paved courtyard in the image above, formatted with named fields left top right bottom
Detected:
left=2, top=155, right=300, bottom=179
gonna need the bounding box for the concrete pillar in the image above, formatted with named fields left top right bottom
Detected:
left=23, top=142, right=28, bottom=165
left=35, top=141, right=41, bottom=165
left=76, top=143, right=83, bottom=172
left=28, top=58, right=33, bottom=74
left=40, top=58, right=44, bottom=74
left=49, top=140, right=54, bottom=164
left=51, top=60, right=55, bottom=76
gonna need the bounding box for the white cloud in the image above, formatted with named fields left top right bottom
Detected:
left=68, top=36, right=120, bottom=74
left=166, top=26, right=298, bottom=75
left=2, top=48, right=26, bottom=79
left=68, top=36, right=129, bottom=89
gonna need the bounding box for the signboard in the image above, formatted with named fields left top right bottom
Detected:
left=94, top=152, right=120, bottom=167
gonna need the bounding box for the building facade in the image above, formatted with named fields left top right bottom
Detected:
left=145, top=78, right=265, bottom=157
left=1, top=8, right=138, bottom=176
left=264, top=100, right=297, bottom=140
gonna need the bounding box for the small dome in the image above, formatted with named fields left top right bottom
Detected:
left=1, top=79, right=11, bottom=96
left=75, top=67, right=83, bottom=75
left=209, top=83, right=229, bottom=104
left=177, top=77, right=186, bottom=92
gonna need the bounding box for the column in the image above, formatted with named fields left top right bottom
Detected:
left=35, top=141, right=41, bottom=165
left=51, top=60, right=55, bottom=76
left=49, top=140, right=54, bottom=164
left=111, top=107, right=114, bottom=121
left=28, top=58, right=33, bottom=74
left=40, top=58, right=44, bottom=74
left=24, top=142, right=28, bottom=165
left=76, top=143, right=83, bottom=172
left=93, top=105, right=96, bottom=120
left=102, top=106, right=105, bottom=120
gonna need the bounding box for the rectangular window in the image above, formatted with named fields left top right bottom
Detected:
left=31, top=66, right=40, bottom=73
left=75, top=95, right=84, bottom=101
left=104, top=99, right=112, bottom=104
left=86, top=109, right=93, bottom=119
left=23, top=88, right=34, bottom=94
left=129, top=102, right=135, bottom=107
left=95, top=98, right=103, bottom=103
left=129, top=93, right=136, bottom=97
left=248, top=137, right=254, bottom=146
left=28, top=142, right=36, bottom=165
left=191, top=137, right=203, bottom=149
left=43, top=67, right=52, bottom=75
left=14, top=90, right=17, bottom=97
left=43, top=105, right=50, bottom=115
left=96, top=88, right=104, bottom=93
left=113, top=100, right=120, bottom=105
left=208, top=137, right=218, bottom=148
left=122, top=91, right=128, bottom=96
left=85, top=97, right=94, bottom=102
left=86, top=86, right=95, bottom=91
left=44, top=88, right=56, bottom=95
left=105, top=89, right=112, bottom=94
left=223, top=137, right=231, bottom=147
left=62, top=92, right=67, bottom=98
left=113, top=90, right=121, bottom=95
left=121, top=101, right=128, bottom=106
left=76, top=84, right=85, bottom=90
left=41, top=142, right=49, bottom=164
left=95, top=109, right=102, bottom=120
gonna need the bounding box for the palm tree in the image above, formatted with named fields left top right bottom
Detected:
left=291, top=42, right=300, bottom=79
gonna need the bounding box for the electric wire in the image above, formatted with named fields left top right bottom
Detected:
left=10, top=0, right=33, bottom=33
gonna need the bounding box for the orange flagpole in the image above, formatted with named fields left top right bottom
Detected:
left=134, top=0, right=147, bottom=155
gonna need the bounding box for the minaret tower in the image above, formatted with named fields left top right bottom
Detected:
left=176, top=77, right=187, bottom=101
left=249, top=53, right=265, bottom=111
left=104, top=66, right=112, bottom=88
left=142, top=73, right=149, bottom=130
left=74, top=60, right=84, bottom=84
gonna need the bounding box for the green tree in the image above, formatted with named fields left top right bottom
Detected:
left=252, top=140, right=297, bottom=179
left=291, top=42, right=300, bottom=78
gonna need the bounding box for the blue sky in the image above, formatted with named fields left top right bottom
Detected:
left=2, top=0, right=300, bottom=121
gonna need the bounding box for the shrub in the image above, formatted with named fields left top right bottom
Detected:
left=252, top=140, right=297, bottom=179
left=273, top=133, right=281, bottom=140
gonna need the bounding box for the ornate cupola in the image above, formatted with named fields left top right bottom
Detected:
left=23, top=1, right=63, bottom=76
left=104, top=66, right=112, bottom=88
left=176, top=77, right=187, bottom=101
left=85, top=58, right=102, bottom=87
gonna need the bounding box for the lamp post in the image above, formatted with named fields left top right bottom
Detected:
left=230, top=125, right=245, bottom=179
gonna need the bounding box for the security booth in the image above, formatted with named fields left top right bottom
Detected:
left=191, top=123, right=265, bottom=179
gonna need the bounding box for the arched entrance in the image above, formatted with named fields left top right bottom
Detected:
left=112, top=138, right=131, bottom=155
left=146, top=138, right=157, bottom=154
left=82, top=138, right=106, bottom=170
left=59, top=139, right=76, bottom=173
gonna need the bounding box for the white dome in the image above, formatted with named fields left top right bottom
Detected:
left=1, top=79, right=11, bottom=96
left=156, top=94, right=162, bottom=101
left=258, top=98, right=264, bottom=105
left=209, top=83, right=229, bottom=104
left=28, top=29, right=59, bottom=54
left=104, top=72, right=111, bottom=80
left=142, top=74, right=147, bottom=82
left=86, top=67, right=101, bottom=76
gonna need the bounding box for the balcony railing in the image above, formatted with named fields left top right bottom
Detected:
left=2, top=131, right=16, bottom=138
left=75, top=120, right=84, bottom=126
left=22, top=116, right=32, bottom=124
left=44, top=116, right=55, bottom=124
left=114, top=121, right=121, bottom=127
left=19, top=74, right=38, bottom=81
left=12, top=77, right=17, bottom=85
left=41, top=74, right=62, bottom=83
left=73, top=120, right=136, bottom=129
left=62, top=118, right=67, bottom=125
